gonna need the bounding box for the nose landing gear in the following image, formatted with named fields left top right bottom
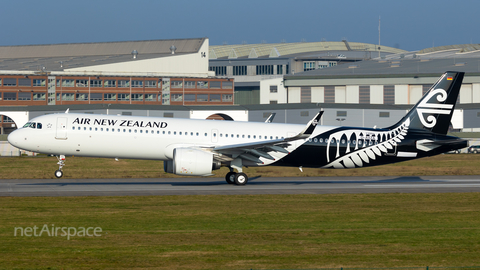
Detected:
left=55, top=155, right=66, bottom=178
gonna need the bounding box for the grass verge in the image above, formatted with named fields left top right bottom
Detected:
left=1, top=193, right=480, bottom=269
left=0, top=154, right=479, bottom=179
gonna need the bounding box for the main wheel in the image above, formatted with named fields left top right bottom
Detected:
left=225, top=172, right=236, bottom=184
left=234, top=173, right=248, bottom=186
left=55, top=170, right=63, bottom=178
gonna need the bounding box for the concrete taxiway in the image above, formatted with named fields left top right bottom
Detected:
left=1, top=175, right=480, bottom=196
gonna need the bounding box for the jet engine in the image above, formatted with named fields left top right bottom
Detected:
left=163, top=148, right=221, bottom=176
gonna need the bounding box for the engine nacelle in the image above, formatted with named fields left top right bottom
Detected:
left=163, top=148, right=221, bottom=176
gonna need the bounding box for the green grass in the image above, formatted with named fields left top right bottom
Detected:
left=1, top=154, right=480, bottom=179
left=1, top=194, right=480, bottom=269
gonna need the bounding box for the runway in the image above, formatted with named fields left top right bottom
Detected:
left=1, top=175, right=480, bottom=196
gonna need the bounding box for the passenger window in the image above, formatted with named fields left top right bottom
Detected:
left=90, top=127, right=92, bottom=131
left=129, top=129, right=132, bottom=133
left=190, top=132, right=193, bottom=136
left=179, top=132, right=182, bottom=135
left=101, top=128, right=103, bottom=131
left=72, top=127, right=75, bottom=130
left=204, top=133, right=207, bottom=136
left=84, top=127, right=87, bottom=131
left=320, top=138, right=323, bottom=143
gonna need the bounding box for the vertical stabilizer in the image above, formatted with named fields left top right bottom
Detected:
left=389, top=71, right=464, bottom=135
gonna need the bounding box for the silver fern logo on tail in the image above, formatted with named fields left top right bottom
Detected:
left=416, top=88, right=453, bottom=128
left=322, top=118, right=410, bottom=169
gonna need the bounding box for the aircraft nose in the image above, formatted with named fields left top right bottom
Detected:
left=8, top=129, right=24, bottom=149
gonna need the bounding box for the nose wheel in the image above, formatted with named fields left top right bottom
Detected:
left=55, top=155, right=66, bottom=178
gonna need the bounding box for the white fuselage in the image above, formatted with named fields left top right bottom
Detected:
left=8, top=113, right=335, bottom=163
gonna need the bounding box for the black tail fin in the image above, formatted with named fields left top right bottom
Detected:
left=388, top=71, right=464, bottom=135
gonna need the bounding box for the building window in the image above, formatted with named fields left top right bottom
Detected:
left=185, top=81, right=195, bottom=88
left=145, top=80, right=157, bottom=88
left=270, top=85, right=278, bottom=93
left=171, top=81, right=183, bottom=88
left=233, top=66, right=247, bottom=76
left=33, top=93, right=46, bottom=101
left=122, top=112, right=132, bottom=116
left=76, top=80, right=88, bottom=87
left=131, top=80, right=143, bottom=88
left=337, top=111, right=347, bottom=117
left=222, top=94, right=233, bottom=102
left=185, top=94, right=196, bottom=101
left=145, top=94, right=156, bottom=101
left=90, top=93, right=102, bottom=101
left=222, top=81, right=233, bottom=89
left=76, top=93, right=88, bottom=101
left=359, top=85, right=370, bottom=104
left=303, top=61, right=315, bottom=71
left=104, top=94, right=116, bottom=101
left=210, top=66, right=226, bottom=76
left=59, top=79, right=74, bottom=87
left=422, top=84, right=432, bottom=95
left=131, top=94, right=143, bottom=101
left=164, top=112, right=174, bottom=118
left=3, top=92, right=16, bottom=100
left=277, top=65, right=283, bottom=75
left=3, top=78, right=16, bottom=86
left=197, top=81, right=208, bottom=89
left=61, top=93, right=75, bottom=101
left=301, top=111, right=309, bottom=117
left=172, top=94, right=183, bottom=102
left=18, top=92, right=31, bottom=100
left=197, top=94, right=208, bottom=102
left=90, top=80, right=102, bottom=87
left=210, top=81, right=221, bottom=89
left=477, top=112, right=480, bottom=117
left=270, top=100, right=278, bottom=104
left=301, top=87, right=311, bottom=103
left=118, top=94, right=130, bottom=101
left=3, top=116, right=13, bottom=122
left=210, top=94, right=221, bottom=102
left=256, top=65, right=274, bottom=75
left=286, top=64, right=289, bottom=74
left=384, top=85, right=395, bottom=104
left=104, top=80, right=116, bottom=87
left=379, top=112, right=390, bottom=118
left=118, top=80, right=130, bottom=87
left=18, top=78, right=31, bottom=86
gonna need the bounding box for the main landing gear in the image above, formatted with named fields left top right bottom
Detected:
left=225, top=171, right=248, bottom=185
left=55, top=155, right=66, bottom=178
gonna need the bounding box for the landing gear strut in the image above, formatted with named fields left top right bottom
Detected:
left=55, top=155, right=66, bottom=178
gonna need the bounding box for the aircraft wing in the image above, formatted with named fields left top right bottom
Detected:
left=208, top=111, right=323, bottom=163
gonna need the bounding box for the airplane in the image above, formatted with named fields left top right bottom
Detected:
left=8, top=71, right=468, bottom=185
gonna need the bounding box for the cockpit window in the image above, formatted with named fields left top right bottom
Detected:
left=23, top=122, right=42, bottom=129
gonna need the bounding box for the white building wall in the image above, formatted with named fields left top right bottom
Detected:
left=395, top=85, right=409, bottom=105
left=311, top=87, right=324, bottom=103
left=288, top=87, right=301, bottom=103
left=66, top=39, right=212, bottom=77
left=335, top=86, right=346, bottom=103
left=0, top=111, right=29, bottom=129
left=346, top=85, right=359, bottom=104
left=370, top=85, right=383, bottom=104
left=473, top=84, right=480, bottom=103
left=460, top=84, right=473, bottom=104
left=409, top=85, right=423, bottom=104
left=189, top=110, right=248, bottom=121
left=260, top=78, right=286, bottom=104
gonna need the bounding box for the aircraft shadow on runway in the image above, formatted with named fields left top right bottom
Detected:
left=19, top=176, right=432, bottom=187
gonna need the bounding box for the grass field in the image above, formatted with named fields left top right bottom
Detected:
left=1, top=154, right=480, bottom=269
left=1, top=194, right=480, bottom=269
left=0, top=153, right=480, bottom=179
